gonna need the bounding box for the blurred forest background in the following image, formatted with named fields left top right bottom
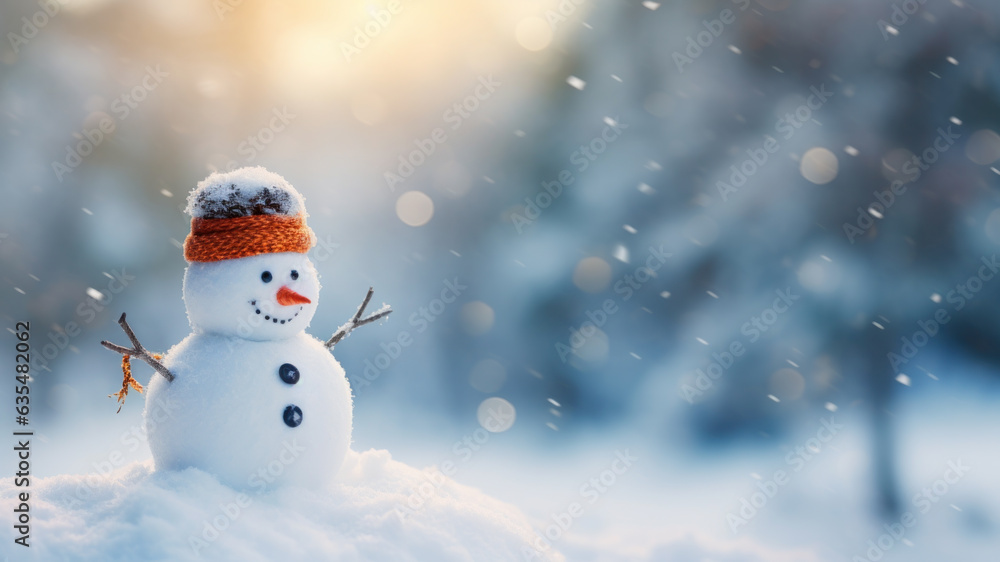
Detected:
left=2, top=0, right=1000, bottom=559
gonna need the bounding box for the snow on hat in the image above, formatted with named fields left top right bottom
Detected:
left=182, top=167, right=316, bottom=262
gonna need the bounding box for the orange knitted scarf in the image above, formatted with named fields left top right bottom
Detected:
left=183, top=214, right=315, bottom=262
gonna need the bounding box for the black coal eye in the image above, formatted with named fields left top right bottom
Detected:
left=261, top=271, right=272, bottom=283
left=290, top=270, right=299, bottom=280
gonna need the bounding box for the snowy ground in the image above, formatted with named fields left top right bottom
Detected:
left=1, top=448, right=563, bottom=562
left=1, top=446, right=830, bottom=562
left=423, top=394, right=1000, bottom=561
left=351, top=362, right=1000, bottom=562
left=5, top=402, right=996, bottom=562
left=7, top=355, right=999, bottom=561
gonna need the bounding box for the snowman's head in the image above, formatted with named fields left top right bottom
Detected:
left=183, top=252, right=321, bottom=340
left=181, top=167, right=321, bottom=340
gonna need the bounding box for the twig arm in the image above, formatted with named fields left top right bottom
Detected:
left=325, top=287, right=392, bottom=349
left=101, top=341, right=134, bottom=356
left=101, top=313, right=175, bottom=382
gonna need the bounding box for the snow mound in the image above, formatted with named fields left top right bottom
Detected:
left=186, top=166, right=306, bottom=219
left=1, top=449, right=563, bottom=562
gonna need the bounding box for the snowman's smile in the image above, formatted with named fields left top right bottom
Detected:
left=250, top=299, right=305, bottom=325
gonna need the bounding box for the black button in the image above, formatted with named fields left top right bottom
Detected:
left=283, top=405, right=303, bottom=427
left=278, top=363, right=299, bottom=384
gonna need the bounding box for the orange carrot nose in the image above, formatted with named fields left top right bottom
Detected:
left=276, top=286, right=311, bottom=306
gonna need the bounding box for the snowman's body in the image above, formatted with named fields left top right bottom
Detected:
left=147, top=331, right=351, bottom=489
left=132, top=168, right=365, bottom=490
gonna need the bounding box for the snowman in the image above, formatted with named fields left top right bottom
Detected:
left=101, top=166, right=390, bottom=489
